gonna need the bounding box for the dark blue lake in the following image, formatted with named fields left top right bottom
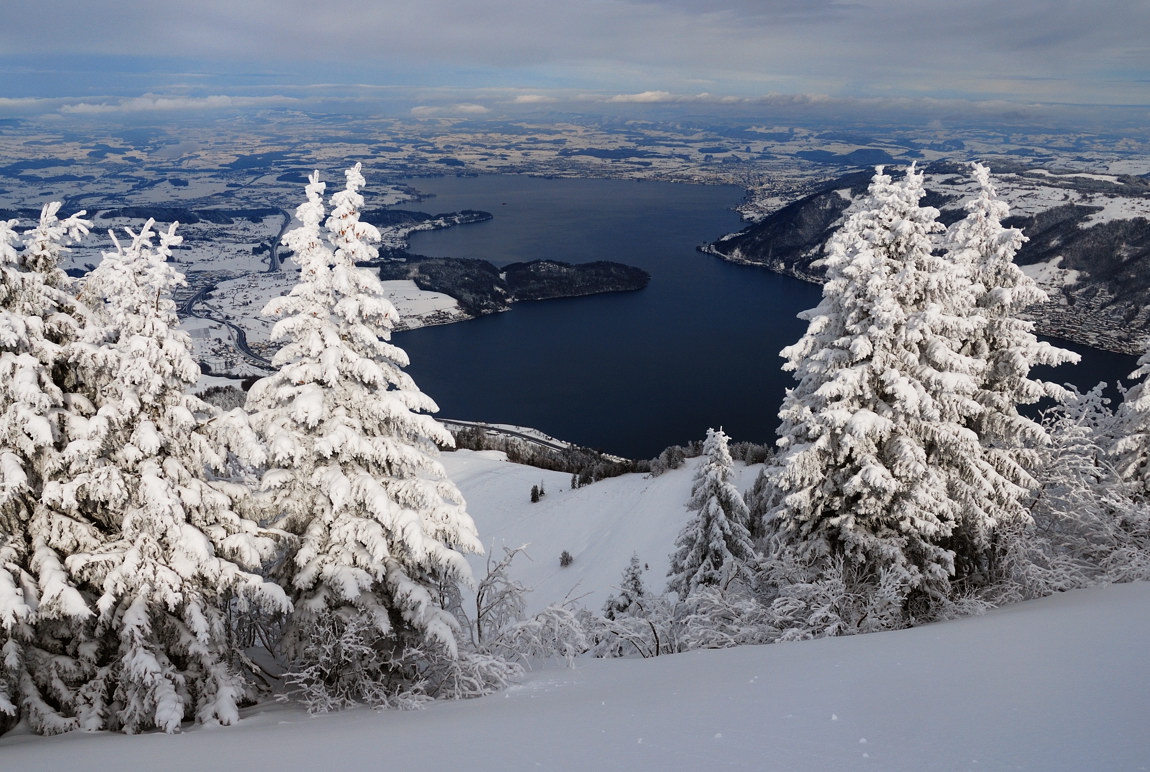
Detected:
left=393, top=175, right=1137, bottom=459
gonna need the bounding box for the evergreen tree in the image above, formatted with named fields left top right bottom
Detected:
left=603, top=553, right=650, bottom=620
left=943, top=162, right=1078, bottom=575
left=1113, top=349, right=1150, bottom=496
left=596, top=552, right=672, bottom=658
left=245, top=166, right=482, bottom=705
left=42, top=220, right=287, bottom=733
left=744, top=468, right=777, bottom=542
left=0, top=204, right=93, bottom=734
left=1000, top=384, right=1143, bottom=596
left=764, top=165, right=990, bottom=610
left=667, top=428, right=756, bottom=599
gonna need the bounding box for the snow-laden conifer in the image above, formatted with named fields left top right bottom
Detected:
left=0, top=204, right=93, bottom=735
left=983, top=382, right=1150, bottom=606
left=593, top=552, right=673, bottom=658
left=39, top=220, right=288, bottom=734
left=667, top=428, right=756, bottom=599
left=1112, top=348, right=1150, bottom=495
left=764, top=165, right=991, bottom=613
left=245, top=165, right=482, bottom=706
left=943, top=163, right=1079, bottom=575
left=592, top=553, right=658, bottom=657
left=603, top=553, right=650, bottom=620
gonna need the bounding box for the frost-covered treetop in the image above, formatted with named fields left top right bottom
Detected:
left=0, top=203, right=90, bottom=340
left=80, top=219, right=203, bottom=397
left=0, top=203, right=91, bottom=526
left=17, top=202, right=89, bottom=285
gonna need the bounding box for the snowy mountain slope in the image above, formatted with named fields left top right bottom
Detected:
left=443, top=449, right=761, bottom=615
left=2, top=580, right=1145, bottom=771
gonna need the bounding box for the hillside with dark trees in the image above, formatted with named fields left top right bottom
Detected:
left=707, top=162, right=1150, bottom=351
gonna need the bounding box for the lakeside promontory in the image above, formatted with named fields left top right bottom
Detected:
left=376, top=253, right=651, bottom=317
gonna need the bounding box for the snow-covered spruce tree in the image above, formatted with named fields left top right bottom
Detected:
left=245, top=165, right=482, bottom=708
left=603, top=553, right=650, bottom=621
left=990, top=385, right=1132, bottom=600
left=762, top=165, right=993, bottom=621
left=0, top=204, right=94, bottom=735
left=943, top=163, right=1078, bottom=579
left=40, top=219, right=288, bottom=734
left=666, top=428, right=756, bottom=599
left=592, top=554, right=674, bottom=658
left=1112, top=345, right=1150, bottom=497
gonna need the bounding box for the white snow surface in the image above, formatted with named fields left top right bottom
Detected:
left=1020, top=255, right=1081, bottom=288
left=1082, top=195, right=1150, bottom=227
left=379, top=279, right=467, bottom=329
left=3, top=450, right=1147, bottom=770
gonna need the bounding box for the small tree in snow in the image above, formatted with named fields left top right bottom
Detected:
left=666, top=428, right=756, bottom=599
left=603, top=553, right=650, bottom=620
left=593, top=557, right=673, bottom=658
left=595, top=553, right=675, bottom=658
left=245, top=166, right=482, bottom=707
left=458, top=544, right=584, bottom=676
left=596, top=549, right=772, bottom=657
left=469, top=544, right=530, bottom=649
left=42, top=220, right=288, bottom=733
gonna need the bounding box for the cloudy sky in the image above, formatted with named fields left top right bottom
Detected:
left=2, top=0, right=1148, bottom=117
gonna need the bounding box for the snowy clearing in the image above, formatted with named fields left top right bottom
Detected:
left=1028, top=169, right=1122, bottom=184
left=1083, top=195, right=1150, bottom=226
left=1020, top=256, right=1081, bottom=288
left=2, top=450, right=1147, bottom=770
left=380, top=279, right=468, bottom=330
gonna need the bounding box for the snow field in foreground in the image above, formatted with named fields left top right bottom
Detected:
left=2, top=581, right=1145, bottom=771
left=2, top=451, right=1146, bottom=770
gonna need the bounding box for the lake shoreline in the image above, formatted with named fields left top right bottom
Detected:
left=388, top=174, right=1133, bottom=459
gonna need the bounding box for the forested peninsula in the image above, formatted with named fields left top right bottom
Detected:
left=376, top=253, right=650, bottom=316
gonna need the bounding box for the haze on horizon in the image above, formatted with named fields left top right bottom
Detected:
left=1, top=0, right=1148, bottom=126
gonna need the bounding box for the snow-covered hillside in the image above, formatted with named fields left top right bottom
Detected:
left=444, top=450, right=760, bottom=615
left=2, top=450, right=1146, bottom=770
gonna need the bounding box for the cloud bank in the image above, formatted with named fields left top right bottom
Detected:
left=0, top=0, right=1146, bottom=106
